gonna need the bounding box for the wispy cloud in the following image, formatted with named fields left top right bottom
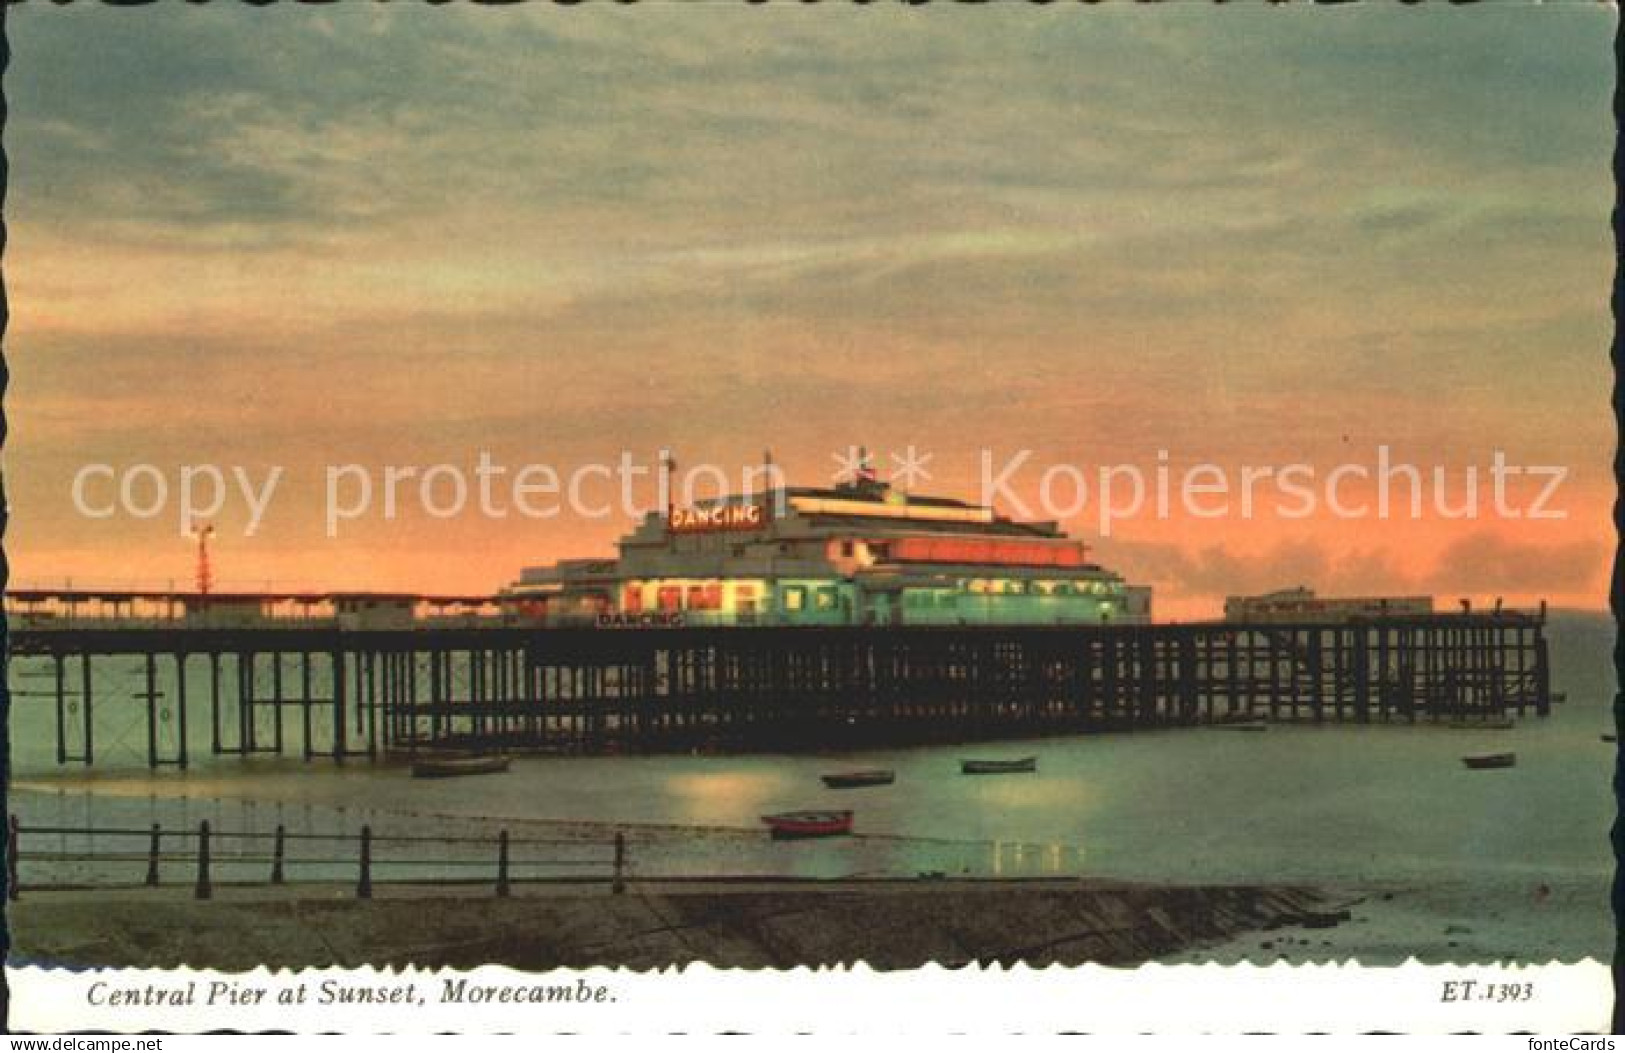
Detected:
left=6, top=4, right=1613, bottom=605
left=1110, top=532, right=1606, bottom=605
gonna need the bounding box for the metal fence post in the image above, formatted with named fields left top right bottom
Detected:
left=496, top=830, right=510, bottom=898
left=357, top=825, right=373, bottom=899
left=195, top=821, right=213, bottom=900
left=612, top=831, right=626, bottom=894
left=271, top=824, right=286, bottom=885
left=6, top=815, right=20, bottom=902
left=145, top=823, right=162, bottom=887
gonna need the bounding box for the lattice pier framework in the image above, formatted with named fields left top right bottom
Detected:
left=12, top=614, right=1551, bottom=767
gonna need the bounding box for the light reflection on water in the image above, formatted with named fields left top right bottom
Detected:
left=663, top=770, right=796, bottom=826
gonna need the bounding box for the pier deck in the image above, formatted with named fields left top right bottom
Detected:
left=7, top=610, right=1553, bottom=768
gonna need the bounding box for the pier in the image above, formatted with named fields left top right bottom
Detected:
left=7, top=592, right=1553, bottom=768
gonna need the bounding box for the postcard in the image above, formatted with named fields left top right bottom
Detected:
left=2, top=2, right=1615, bottom=1035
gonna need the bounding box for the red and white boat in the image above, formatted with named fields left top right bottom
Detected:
left=761, top=810, right=854, bottom=839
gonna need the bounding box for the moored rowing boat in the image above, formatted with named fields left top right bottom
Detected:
left=1460, top=752, right=1516, bottom=771
left=762, top=810, right=854, bottom=838
left=821, top=770, right=896, bottom=789
left=960, top=757, right=1037, bottom=775
left=410, top=754, right=512, bottom=779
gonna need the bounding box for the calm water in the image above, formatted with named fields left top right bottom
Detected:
left=7, top=614, right=1615, bottom=889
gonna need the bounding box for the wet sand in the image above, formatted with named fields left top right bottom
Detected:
left=10, top=879, right=1338, bottom=971
left=1161, top=877, right=1610, bottom=968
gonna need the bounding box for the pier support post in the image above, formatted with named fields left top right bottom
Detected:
left=1352, top=627, right=1371, bottom=722
left=1102, top=636, right=1121, bottom=725
left=357, top=825, right=373, bottom=899
left=406, top=651, right=420, bottom=752
left=612, top=831, right=626, bottom=894
left=7, top=815, right=20, bottom=901
left=333, top=650, right=349, bottom=762
left=209, top=652, right=223, bottom=755
left=301, top=651, right=314, bottom=762
left=53, top=655, right=67, bottom=765
left=1535, top=632, right=1552, bottom=716
left=81, top=652, right=95, bottom=765
left=145, top=652, right=159, bottom=770
left=364, top=651, right=379, bottom=760
left=271, top=824, right=286, bottom=885
left=239, top=652, right=257, bottom=753
left=1177, top=634, right=1198, bottom=724
left=1136, top=632, right=1157, bottom=726
left=195, top=821, right=213, bottom=901
left=1308, top=630, right=1325, bottom=724
left=428, top=647, right=444, bottom=746
left=272, top=652, right=286, bottom=755
left=175, top=654, right=189, bottom=770
left=496, top=830, right=510, bottom=898
left=145, top=823, right=161, bottom=887
left=1226, top=632, right=1240, bottom=719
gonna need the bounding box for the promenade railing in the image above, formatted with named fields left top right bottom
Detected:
left=4, top=815, right=629, bottom=900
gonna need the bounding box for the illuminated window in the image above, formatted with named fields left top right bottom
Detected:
left=815, top=586, right=838, bottom=611
left=784, top=586, right=806, bottom=612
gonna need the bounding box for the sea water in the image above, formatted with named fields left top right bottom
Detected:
left=7, top=614, right=1613, bottom=925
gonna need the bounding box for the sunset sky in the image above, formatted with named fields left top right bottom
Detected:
left=7, top=5, right=1614, bottom=619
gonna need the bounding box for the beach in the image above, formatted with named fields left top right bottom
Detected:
left=11, top=879, right=1338, bottom=971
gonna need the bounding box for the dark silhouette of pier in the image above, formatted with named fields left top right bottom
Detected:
left=8, top=604, right=1553, bottom=768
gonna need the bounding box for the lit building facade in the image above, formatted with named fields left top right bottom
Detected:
left=508, top=476, right=1151, bottom=627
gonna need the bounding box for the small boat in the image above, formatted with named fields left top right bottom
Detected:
left=762, top=810, right=854, bottom=839
left=1211, top=720, right=1268, bottom=732
left=1449, top=718, right=1515, bottom=730
left=410, top=754, right=511, bottom=779
left=1602, top=734, right=1617, bottom=744
left=960, top=757, right=1037, bottom=775
left=1461, top=752, right=1516, bottom=771
left=821, top=769, right=895, bottom=789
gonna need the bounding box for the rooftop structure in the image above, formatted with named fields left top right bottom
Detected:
left=1224, top=587, right=1435, bottom=624
left=509, top=474, right=1151, bottom=627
